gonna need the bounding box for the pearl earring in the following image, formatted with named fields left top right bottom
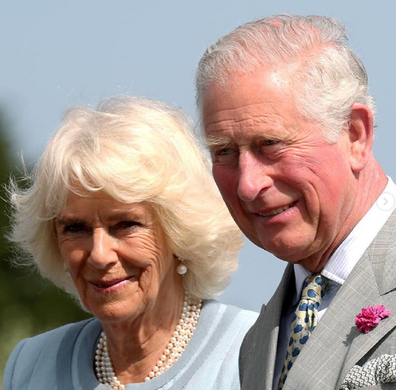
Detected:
left=176, top=258, right=188, bottom=275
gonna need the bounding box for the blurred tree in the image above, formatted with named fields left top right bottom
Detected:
left=0, top=111, right=91, bottom=384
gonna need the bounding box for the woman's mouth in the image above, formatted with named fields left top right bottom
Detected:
left=89, top=276, right=135, bottom=292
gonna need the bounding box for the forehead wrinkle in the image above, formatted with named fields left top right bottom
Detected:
left=205, top=102, right=279, bottom=123
left=206, top=115, right=289, bottom=144
left=59, top=194, right=152, bottom=220
left=206, top=102, right=289, bottom=128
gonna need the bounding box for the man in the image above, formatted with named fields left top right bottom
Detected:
left=196, top=15, right=396, bottom=390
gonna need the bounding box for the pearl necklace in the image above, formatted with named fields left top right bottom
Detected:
left=95, top=295, right=202, bottom=389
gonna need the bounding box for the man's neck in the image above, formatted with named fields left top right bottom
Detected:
left=302, top=161, right=387, bottom=273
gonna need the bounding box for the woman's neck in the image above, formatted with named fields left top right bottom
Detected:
left=101, top=279, right=187, bottom=384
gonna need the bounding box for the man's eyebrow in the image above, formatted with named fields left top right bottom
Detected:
left=204, top=132, right=285, bottom=148
left=203, top=136, right=233, bottom=148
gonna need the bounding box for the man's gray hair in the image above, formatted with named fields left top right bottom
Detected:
left=196, top=15, right=376, bottom=142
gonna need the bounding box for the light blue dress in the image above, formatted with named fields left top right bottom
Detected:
left=2, top=300, right=258, bottom=390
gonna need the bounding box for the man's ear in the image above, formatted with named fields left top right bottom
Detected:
left=348, top=103, right=374, bottom=173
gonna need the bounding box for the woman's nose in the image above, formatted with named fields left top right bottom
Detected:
left=88, top=229, right=118, bottom=269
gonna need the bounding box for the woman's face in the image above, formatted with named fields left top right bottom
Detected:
left=55, top=190, right=179, bottom=324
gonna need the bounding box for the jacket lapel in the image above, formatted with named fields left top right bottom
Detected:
left=241, top=264, right=294, bottom=390
left=283, top=210, right=396, bottom=390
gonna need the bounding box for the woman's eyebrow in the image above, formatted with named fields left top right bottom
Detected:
left=55, top=216, right=85, bottom=226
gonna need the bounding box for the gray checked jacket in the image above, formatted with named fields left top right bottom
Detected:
left=239, top=210, right=396, bottom=390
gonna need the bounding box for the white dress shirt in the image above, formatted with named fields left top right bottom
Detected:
left=272, top=177, right=396, bottom=389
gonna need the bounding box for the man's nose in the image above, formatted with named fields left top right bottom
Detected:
left=88, top=229, right=118, bottom=269
left=237, top=152, right=273, bottom=202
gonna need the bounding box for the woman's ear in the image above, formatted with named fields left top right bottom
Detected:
left=348, top=102, right=374, bottom=172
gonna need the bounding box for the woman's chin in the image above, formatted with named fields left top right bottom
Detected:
left=82, top=280, right=143, bottom=322
left=91, top=303, right=143, bottom=325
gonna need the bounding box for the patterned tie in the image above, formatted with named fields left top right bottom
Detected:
left=278, top=274, right=328, bottom=389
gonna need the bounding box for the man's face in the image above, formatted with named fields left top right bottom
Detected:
left=203, top=69, right=357, bottom=272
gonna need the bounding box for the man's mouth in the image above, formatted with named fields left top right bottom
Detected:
left=256, top=202, right=296, bottom=217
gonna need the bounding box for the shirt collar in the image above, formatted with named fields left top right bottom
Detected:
left=293, top=176, right=396, bottom=302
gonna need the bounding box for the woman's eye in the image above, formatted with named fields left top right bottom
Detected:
left=115, top=221, right=141, bottom=230
left=63, top=223, right=87, bottom=234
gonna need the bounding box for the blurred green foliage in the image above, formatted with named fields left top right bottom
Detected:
left=0, top=112, right=91, bottom=384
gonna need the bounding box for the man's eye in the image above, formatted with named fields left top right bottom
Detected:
left=263, top=140, right=278, bottom=146
left=217, top=148, right=233, bottom=156
left=211, top=147, right=237, bottom=160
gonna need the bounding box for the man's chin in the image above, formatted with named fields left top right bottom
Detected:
left=253, top=238, right=314, bottom=265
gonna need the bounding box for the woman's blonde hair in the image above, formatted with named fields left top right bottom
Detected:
left=9, top=96, right=243, bottom=299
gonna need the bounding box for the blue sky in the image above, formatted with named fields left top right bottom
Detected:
left=1, top=1, right=395, bottom=311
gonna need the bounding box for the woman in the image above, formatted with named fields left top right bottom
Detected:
left=3, top=96, right=258, bottom=389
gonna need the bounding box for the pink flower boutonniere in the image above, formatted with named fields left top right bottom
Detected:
left=355, top=305, right=391, bottom=334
